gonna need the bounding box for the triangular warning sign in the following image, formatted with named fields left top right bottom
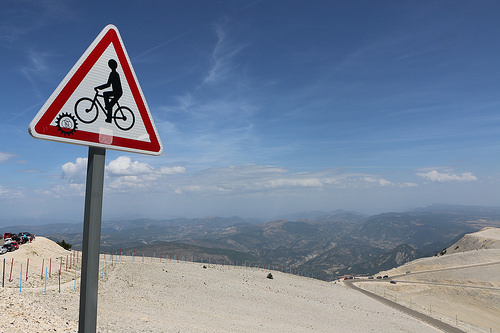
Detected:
left=29, top=24, right=163, bottom=156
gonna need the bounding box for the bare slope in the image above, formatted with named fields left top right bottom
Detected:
left=445, top=227, right=500, bottom=254
left=356, top=228, right=500, bottom=333
left=0, top=237, right=440, bottom=332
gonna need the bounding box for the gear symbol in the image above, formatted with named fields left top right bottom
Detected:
left=56, top=113, right=78, bottom=136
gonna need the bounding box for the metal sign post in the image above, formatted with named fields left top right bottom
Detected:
left=78, top=146, right=106, bottom=333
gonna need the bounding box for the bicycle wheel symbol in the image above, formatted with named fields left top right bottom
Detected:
left=113, top=106, right=135, bottom=131
left=74, top=98, right=98, bottom=124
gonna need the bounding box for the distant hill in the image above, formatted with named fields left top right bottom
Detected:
left=442, top=227, right=500, bottom=255
left=272, top=210, right=366, bottom=222
left=5, top=205, right=500, bottom=280
left=127, top=241, right=259, bottom=265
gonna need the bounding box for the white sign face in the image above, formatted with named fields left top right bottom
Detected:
left=29, top=25, right=163, bottom=155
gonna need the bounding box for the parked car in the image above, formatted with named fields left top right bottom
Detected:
left=21, top=232, right=33, bottom=239
left=20, top=232, right=35, bottom=242
left=1, top=243, right=15, bottom=252
left=18, top=234, right=29, bottom=244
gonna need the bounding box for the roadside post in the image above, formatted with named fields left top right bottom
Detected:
left=28, top=25, right=162, bottom=332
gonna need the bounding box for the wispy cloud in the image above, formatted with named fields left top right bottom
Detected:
left=0, top=185, right=25, bottom=199
left=158, top=87, right=259, bottom=168
left=1, top=1, right=75, bottom=46
left=203, top=24, right=246, bottom=84
left=58, top=156, right=417, bottom=198
left=132, top=28, right=197, bottom=64
left=0, top=152, right=15, bottom=163
left=20, top=49, right=56, bottom=99
left=416, top=169, right=477, bottom=183
left=170, top=165, right=417, bottom=195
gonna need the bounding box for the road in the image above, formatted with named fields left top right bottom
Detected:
left=344, top=280, right=467, bottom=333
left=344, top=260, right=500, bottom=332
left=391, top=260, right=500, bottom=280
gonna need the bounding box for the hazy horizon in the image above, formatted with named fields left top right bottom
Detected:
left=2, top=202, right=500, bottom=228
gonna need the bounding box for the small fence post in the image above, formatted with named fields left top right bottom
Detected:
left=9, top=258, right=14, bottom=282
left=26, top=258, right=29, bottom=281
left=19, top=263, right=22, bottom=293
left=44, top=267, right=47, bottom=294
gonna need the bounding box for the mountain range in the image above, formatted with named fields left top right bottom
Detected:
left=3, top=204, right=500, bottom=280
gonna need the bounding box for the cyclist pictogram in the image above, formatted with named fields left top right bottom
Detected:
left=74, top=58, right=135, bottom=131
left=95, top=59, right=123, bottom=124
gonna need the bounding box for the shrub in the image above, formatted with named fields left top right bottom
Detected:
left=56, top=239, right=72, bottom=250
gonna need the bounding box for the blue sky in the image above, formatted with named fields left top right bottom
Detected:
left=1, top=0, right=500, bottom=224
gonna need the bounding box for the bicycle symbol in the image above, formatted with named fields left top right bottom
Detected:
left=74, top=90, right=135, bottom=131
